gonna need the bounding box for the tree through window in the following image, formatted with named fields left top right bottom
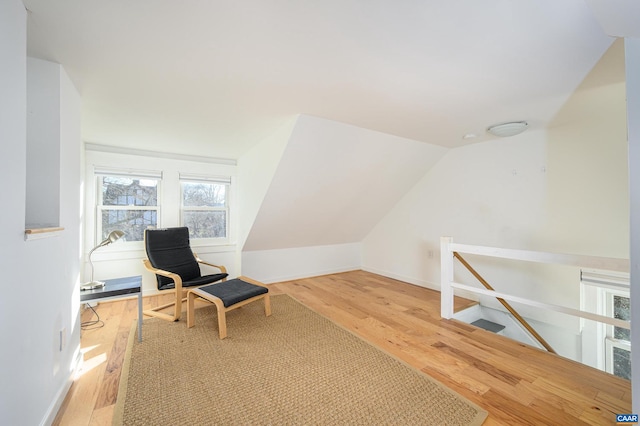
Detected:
left=611, top=294, right=631, bottom=380
left=180, top=175, right=229, bottom=240
left=97, top=174, right=160, bottom=242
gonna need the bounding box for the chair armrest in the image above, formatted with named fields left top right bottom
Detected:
left=193, top=252, right=228, bottom=274
left=142, top=258, right=184, bottom=291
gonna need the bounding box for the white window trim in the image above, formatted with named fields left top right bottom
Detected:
left=95, top=169, right=162, bottom=246
left=604, top=289, right=631, bottom=377
left=179, top=173, right=231, bottom=244
left=580, top=269, right=630, bottom=377
left=605, top=335, right=631, bottom=376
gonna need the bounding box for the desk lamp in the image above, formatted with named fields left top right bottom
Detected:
left=81, top=230, right=124, bottom=291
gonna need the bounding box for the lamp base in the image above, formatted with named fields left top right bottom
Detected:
left=81, top=281, right=105, bottom=291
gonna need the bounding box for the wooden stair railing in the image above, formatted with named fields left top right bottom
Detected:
left=453, top=251, right=557, bottom=354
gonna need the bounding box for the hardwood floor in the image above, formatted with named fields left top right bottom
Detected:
left=54, top=270, right=631, bottom=425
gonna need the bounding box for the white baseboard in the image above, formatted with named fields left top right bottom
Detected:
left=242, top=243, right=362, bottom=284
left=40, top=350, right=82, bottom=426
left=258, top=266, right=361, bottom=284
left=361, top=266, right=440, bottom=291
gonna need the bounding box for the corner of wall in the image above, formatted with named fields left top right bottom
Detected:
left=241, top=242, right=362, bottom=283
left=237, top=115, right=298, bottom=251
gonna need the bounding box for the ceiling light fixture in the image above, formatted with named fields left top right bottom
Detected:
left=487, top=121, right=529, bottom=137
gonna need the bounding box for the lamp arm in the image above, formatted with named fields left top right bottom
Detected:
left=87, top=243, right=108, bottom=283
left=82, top=231, right=123, bottom=287
left=87, top=244, right=102, bottom=258
left=87, top=245, right=100, bottom=283
left=85, top=230, right=123, bottom=284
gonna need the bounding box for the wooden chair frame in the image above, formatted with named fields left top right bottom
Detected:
left=187, top=275, right=271, bottom=339
left=142, top=252, right=227, bottom=322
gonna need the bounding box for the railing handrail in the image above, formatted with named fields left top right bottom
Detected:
left=453, top=252, right=557, bottom=353
left=440, top=237, right=631, bottom=332
left=448, top=242, right=629, bottom=272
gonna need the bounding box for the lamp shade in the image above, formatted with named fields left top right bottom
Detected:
left=103, top=229, right=124, bottom=245
left=487, top=121, right=528, bottom=137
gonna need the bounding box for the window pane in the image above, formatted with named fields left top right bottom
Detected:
left=183, top=211, right=226, bottom=238
left=101, top=209, right=157, bottom=242
left=182, top=182, right=226, bottom=207
left=614, top=295, right=631, bottom=341
left=613, top=347, right=632, bottom=380
left=102, top=177, right=158, bottom=206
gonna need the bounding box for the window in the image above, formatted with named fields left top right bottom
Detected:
left=96, top=170, right=161, bottom=242
left=580, top=269, right=631, bottom=380
left=605, top=292, right=631, bottom=380
left=180, top=174, right=230, bottom=240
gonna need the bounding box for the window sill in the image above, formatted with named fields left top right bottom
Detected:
left=89, top=242, right=237, bottom=261
left=24, top=226, right=65, bottom=241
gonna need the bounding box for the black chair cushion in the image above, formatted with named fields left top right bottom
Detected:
left=145, top=227, right=228, bottom=290
left=159, top=273, right=229, bottom=291
left=198, top=278, right=268, bottom=308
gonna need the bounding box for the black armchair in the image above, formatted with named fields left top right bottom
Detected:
left=142, top=227, right=229, bottom=321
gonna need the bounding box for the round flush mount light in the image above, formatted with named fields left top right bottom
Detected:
left=487, top=121, right=528, bottom=137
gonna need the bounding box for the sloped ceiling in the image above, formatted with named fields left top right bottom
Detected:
left=23, top=0, right=614, bottom=158
left=242, top=115, right=447, bottom=251
left=585, top=0, right=640, bottom=38
left=22, top=0, right=630, bottom=255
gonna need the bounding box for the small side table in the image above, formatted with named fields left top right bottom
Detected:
left=80, top=275, right=143, bottom=342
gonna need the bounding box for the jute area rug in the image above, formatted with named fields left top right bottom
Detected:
left=114, top=294, right=487, bottom=425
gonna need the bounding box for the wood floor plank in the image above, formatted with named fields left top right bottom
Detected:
left=424, top=362, right=493, bottom=397
left=53, top=270, right=630, bottom=425
left=93, top=329, right=129, bottom=409
left=88, top=405, right=114, bottom=426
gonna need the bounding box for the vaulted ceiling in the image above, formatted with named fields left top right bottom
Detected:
left=24, top=0, right=617, bottom=159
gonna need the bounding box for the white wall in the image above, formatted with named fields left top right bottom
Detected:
left=0, top=2, right=28, bottom=420
left=362, top=41, right=628, bottom=361
left=543, top=39, right=628, bottom=257
left=0, top=3, right=83, bottom=423
left=237, top=116, right=297, bottom=251
left=83, top=148, right=238, bottom=295
left=243, top=115, right=447, bottom=251
left=363, top=130, right=550, bottom=287
left=26, top=57, right=61, bottom=228
left=626, top=37, right=640, bottom=413
left=242, top=243, right=362, bottom=283
left=240, top=115, right=446, bottom=281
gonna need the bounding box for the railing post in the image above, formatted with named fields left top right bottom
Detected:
left=441, top=236, right=454, bottom=319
